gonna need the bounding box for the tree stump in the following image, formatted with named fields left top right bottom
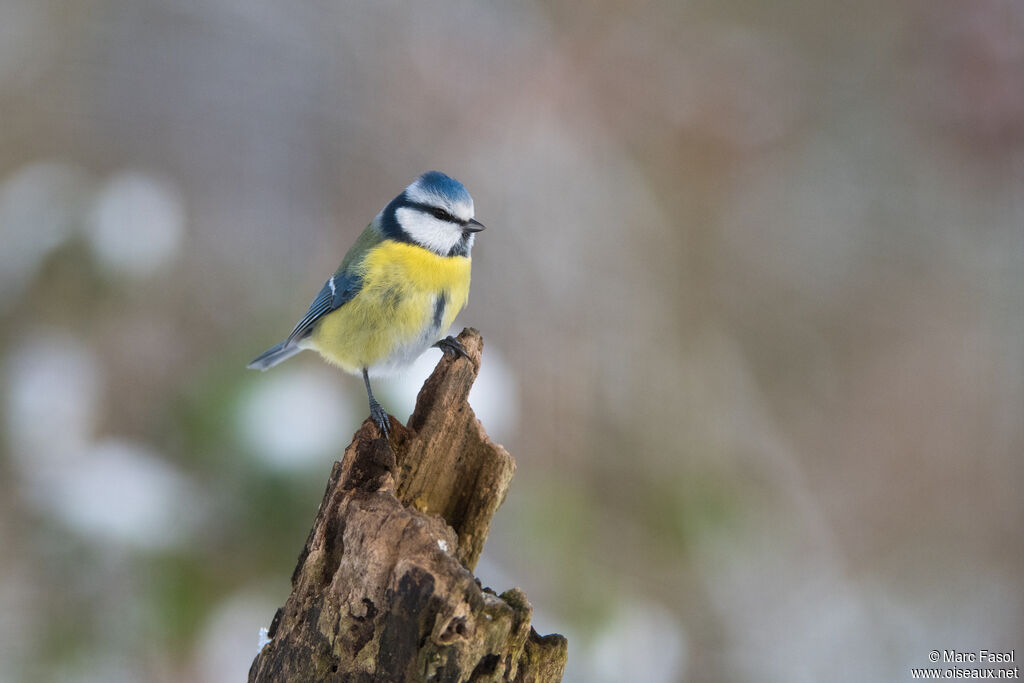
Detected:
left=248, top=328, right=567, bottom=683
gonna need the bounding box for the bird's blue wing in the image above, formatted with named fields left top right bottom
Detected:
left=286, top=271, right=363, bottom=342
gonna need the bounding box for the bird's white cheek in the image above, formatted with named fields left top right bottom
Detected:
left=396, top=207, right=462, bottom=254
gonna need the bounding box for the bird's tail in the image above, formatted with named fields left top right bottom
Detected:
left=247, top=339, right=303, bottom=370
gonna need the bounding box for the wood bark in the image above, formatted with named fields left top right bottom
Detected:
left=249, top=328, right=567, bottom=683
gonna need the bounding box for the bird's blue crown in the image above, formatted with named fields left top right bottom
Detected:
left=411, top=171, right=472, bottom=206
left=407, top=169, right=471, bottom=208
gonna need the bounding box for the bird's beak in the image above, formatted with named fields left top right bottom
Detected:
left=464, top=218, right=486, bottom=232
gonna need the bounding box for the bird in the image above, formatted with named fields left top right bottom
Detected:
left=248, top=171, right=485, bottom=437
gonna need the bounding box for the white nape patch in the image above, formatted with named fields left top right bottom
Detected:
left=395, top=206, right=464, bottom=255
left=328, top=276, right=336, bottom=296
left=438, top=539, right=449, bottom=553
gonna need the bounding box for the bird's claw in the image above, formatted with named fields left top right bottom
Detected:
left=433, top=335, right=469, bottom=361
left=369, top=399, right=390, bottom=437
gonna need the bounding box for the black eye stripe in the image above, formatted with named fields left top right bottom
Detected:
left=407, top=201, right=464, bottom=225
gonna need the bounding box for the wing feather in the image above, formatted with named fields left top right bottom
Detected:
left=286, top=271, right=362, bottom=342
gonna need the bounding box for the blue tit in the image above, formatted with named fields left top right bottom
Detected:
left=248, top=171, right=485, bottom=436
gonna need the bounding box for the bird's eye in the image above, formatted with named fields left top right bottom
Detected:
left=430, top=207, right=452, bottom=221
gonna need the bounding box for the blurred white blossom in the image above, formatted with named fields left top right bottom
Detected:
left=570, top=598, right=687, bottom=683
left=236, top=364, right=355, bottom=470
left=86, top=171, right=185, bottom=278
left=0, top=162, right=92, bottom=310
left=194, top=588, right=281, bottom=683
left=32, top=439, right=200, bottom=550
left=4, top=331, right=101, bottom=469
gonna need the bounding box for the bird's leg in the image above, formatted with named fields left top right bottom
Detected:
left=362, top=368, right=390, bottom=437
left=432, top=335, right=469, bottom=361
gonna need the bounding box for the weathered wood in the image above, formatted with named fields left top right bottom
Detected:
left=398, top=330, right=515, bottom=571
left=249, top=329, right=567, bottom=683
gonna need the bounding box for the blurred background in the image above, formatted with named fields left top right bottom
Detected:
left=1, top=0, right=1022, bottom=681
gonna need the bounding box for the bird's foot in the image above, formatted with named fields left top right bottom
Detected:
left=433, top=335, right=469, bottom=361
left=368, top=399, right=390, bottom=437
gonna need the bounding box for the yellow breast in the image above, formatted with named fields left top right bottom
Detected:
left=309, top=240, right=471, bottom=374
